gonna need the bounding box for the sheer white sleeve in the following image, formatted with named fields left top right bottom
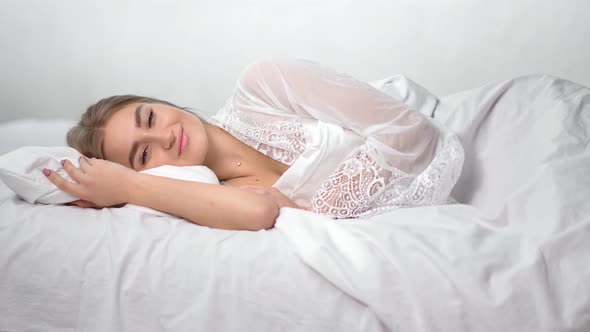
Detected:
left=229, top=60, right=463, bottom=218
left=234, top=60, right=438, bottom=174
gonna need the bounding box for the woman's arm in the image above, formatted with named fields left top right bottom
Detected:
left=233, top=60, right=438, bottom=174
left=45, top=158, right=278, bottom=231
left=128, top=174, right=279, bottom=230
left=228, top=60, right=444, bottom=218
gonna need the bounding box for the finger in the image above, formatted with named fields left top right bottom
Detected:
left=66, top=199, right=95, bottom=208
left=82, top=156, right=96, bottom=166
left=78, top=156, right=91, bottom=173
left=61, top=159, right=86, bottom=181
left=43, top=168, right=82, bottom=197
left=78, top=200, right=99, bottom=209
left=266, top=189, right=298, bottom=208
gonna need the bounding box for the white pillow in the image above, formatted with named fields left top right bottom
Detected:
left=0, top=146, right=219, bottom=216
left=0, top=146, right=82, bottom=204
left=370, top=74, right=439, bottom=117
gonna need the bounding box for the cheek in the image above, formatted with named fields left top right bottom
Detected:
left=149, top=149, right=178, bottom=167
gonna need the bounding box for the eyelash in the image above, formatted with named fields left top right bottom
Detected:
left=148, top=110, right=154, bottom=128
left=140, top=110, right=155, bottom=165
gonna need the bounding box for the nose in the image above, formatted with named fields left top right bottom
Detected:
left=147, top=128, right=175, bottom=150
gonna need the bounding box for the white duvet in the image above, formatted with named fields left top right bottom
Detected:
left=1, top=74, right=589, bottom=331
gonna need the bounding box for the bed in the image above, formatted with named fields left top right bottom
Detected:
left=1, top=74, right=589, bottom=331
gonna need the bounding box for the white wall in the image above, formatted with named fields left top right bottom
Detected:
left=1, top=0, right=589, bottom=122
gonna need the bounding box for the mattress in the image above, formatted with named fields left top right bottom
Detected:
left=1, top=74, right=589, bottom=331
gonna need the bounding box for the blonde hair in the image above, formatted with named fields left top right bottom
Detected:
left=67, top=95, right=201, bottom=159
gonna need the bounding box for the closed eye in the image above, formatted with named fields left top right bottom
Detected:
left=140, top=108, right=154, bottom=166
left=148, top=109, right=154, bottom=127
left=141, top=146, right=149, bottom=165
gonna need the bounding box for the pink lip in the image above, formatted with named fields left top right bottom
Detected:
left=178, top=127, right=188, bottom=155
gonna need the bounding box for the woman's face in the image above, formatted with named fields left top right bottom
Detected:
left=102, top=102, right=208, bottom=171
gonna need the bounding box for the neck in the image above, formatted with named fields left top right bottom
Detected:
left=202, top=124, right=244, bottom=181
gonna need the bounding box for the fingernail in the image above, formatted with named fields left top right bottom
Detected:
left=60, top=160, right=66, bottom=166
left=42, top=168, right=51, bottom=176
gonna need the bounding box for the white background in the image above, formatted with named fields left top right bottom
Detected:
left=1, top=0, right=589, bottom=122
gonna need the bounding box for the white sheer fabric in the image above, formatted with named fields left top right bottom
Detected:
left=211, top=60, right=464, bottom=218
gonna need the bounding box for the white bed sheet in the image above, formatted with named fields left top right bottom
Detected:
left=0, top=183, right=383, bottom=331
left=275, top=75, right=590, bottom=331
left=1, top=74, right=589, bottom=331
left=434, top=74, right=590, bottom=218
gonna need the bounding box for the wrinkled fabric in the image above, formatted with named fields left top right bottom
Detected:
left=0, top=146, right=218, bottom=217
left=275, top=74, right=590, bottom=332
left=0, top=182, right=383, bottom=332
left=1, top=74, right=588, bottom=332
left=211, top=60, right=464, bottom=218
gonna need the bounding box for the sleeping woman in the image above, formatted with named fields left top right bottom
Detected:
left=44, top=60, right=464, bottom=230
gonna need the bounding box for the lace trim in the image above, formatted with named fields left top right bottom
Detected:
left=312, top=135, right=464, bottom=219
left=215, top=108, right=306, bottom=166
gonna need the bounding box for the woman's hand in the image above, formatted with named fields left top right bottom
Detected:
left=66, top=199, right=101, bottom=209
left=44, top=157, right=137, bottom=208
left=239, top=185, right=311, bottom=212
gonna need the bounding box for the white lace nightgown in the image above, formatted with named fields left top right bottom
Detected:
left=210, top=60, right=464, bottom=219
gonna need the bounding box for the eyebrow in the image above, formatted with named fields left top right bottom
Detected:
left=128, top=104, right=144, bottom=169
